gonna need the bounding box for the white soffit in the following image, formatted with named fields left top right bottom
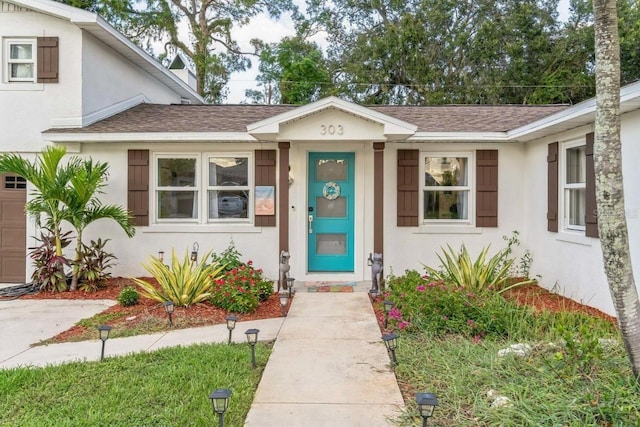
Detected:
left=247, top=96, right=417, bottom=141
left=44, top=132, right=256, bottom=143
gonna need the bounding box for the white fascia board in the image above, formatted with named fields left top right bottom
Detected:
left=507, top=80, right=640, bottom=141
left=407, top=132, right=509, bottom=142
left=247, top=96, right=417, bottom=136
left=43, top=132, right=257, bottom=143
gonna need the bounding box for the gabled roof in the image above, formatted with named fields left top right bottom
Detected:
left=247, top=96, right=418, bottom=140
left=7, top=0, right=204, bottom=104
left=43, top=101, right=569, bottom=142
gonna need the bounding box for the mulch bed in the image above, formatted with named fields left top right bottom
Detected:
left=20, top=277, right=286, bottom=343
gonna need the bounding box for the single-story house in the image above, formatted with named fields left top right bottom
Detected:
left=2, top=0, right=639, bottom=318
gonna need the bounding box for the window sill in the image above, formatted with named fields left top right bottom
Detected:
left=0, top=82, right=43, bottom=91
left=142, top=223, right=262, bottom=234
left=413, top=225, right=483, bottom=234
left=555, top=231, right=593, bottom=247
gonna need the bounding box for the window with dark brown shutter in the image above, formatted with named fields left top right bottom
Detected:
left=254, top=150, right=276, bottom=227
left=585, top=133, right=598, bottom=238
left=37, top=37, right=58, bottom=83
left=397, top=149, right=419, bottom=226
left=476, top=150, right=498, bottom=227
left=547, top=142, right=559, bottom=232
left=128, top=150, right=149, bottom=227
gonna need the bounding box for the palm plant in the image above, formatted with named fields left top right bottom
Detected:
left=0, top=146, right=135, bottom=291
left=0, top=146, right=80, bottom=256
left=64, top=158, right=135, bottom=290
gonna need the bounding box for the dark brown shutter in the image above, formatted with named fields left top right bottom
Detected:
left=254, top=150, right=276, bottom=227
left=128, top=150, right=149, bottom=227
left=476, top=150, right=498, bottom=227
left=397, top=149, right=419, bottom=226
left=37, top=37, right=58, bottom=83
left=585, top=132, right=598, bottom=238
left=547, top=142, right=559, bottom=232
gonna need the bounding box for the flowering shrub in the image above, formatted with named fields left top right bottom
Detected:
left=210, top=261, right=273, bottom=313
left=385, top=269, right=531, bottom=339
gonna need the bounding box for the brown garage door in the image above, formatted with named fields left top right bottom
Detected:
left=0, top=174, right=27, bottom=283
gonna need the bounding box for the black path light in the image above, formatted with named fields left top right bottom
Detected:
left=382, top=300, right=395, bottom=328
left=225, top=315, right=238, bottom=344
left=382, top=332, right=399, bottom=365
left=191, top=241, right=199, bottom=263
left=158, top=251, right=164, bottom=263
left=279, top=293, right=289, bottom=317
left=163, top=301, right=175, bottom=327
left=245, top=328, right=260, bottom=368
left=415, top=392, right=439, bottom=427
left=209, top=388, right=232, bottom=427
left=97, top=325, right=112, bottom=361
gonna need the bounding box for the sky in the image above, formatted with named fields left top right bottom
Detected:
left=224, top=0, right=572, bottom=103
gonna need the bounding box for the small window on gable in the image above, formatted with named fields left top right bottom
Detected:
left=6, top=39, right=36, bottom=82
left=421, top=153, right=473, bottom=223
left=562, top=141, right=586, bottom=232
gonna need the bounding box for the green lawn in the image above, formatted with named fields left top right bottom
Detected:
left=0, top=342, right=271, bottom=426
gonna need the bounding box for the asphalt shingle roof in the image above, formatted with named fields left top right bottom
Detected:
left=45, top=103, right=568, bottom=134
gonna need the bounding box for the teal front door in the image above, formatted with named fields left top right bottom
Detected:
left=308, top=152, right=355, bottom=272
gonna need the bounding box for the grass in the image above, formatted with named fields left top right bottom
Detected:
left=392, top=315, right=640, bottom=426
left=0, top=342, right=271, bottom=426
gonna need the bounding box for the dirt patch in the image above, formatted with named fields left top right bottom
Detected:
left=21, top=277, right=286, bottom=343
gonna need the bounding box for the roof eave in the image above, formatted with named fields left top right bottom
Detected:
left=43, top=132, right=256, bottom=143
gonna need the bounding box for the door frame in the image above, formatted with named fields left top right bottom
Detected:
left=287, top=143, right=370, bottom=282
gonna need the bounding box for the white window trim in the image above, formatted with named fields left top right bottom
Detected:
left=152, top=152, right=254, bottom=225
left=419, top=151, right=475, bottom=226
left=205, top=153, right=253, bottom=223
left=5, top=38, right=36, bottom=83
left=561, top=139, right=586, bottom=233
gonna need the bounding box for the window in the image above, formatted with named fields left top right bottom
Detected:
left=154, top=153, right=251, bottom=223
left=421, top=153, right=472, bottom=222
left=6, top=39, right=36, bottom=82
left=563, top=142, right=586, bottom=231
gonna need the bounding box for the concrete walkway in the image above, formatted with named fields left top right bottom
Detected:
left=1, top=287, right=405, bottom=425
left=245, top=292, right=405, bottom=426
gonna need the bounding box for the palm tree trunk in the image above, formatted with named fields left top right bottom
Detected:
left=70, top=230, right=83, bottom=291
left=593, top=0, right=640, bottom=380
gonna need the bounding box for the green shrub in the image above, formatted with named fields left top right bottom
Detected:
left=118, top=286, right=139, bottom=306
left=424, top=243, right=533, bottom=293
left=386, top=269, right=532, bottom=338
left=211, top=240, right=244, bottom=272
left=210, top=261, right=274, bottom=313
left=132, top=249, right=224, bottom=307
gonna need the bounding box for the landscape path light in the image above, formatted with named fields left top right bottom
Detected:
left=382, top=300, right=395, bottom=328
left=163, top=301, right=175, bottom=327
left=158, top=251, right=164, bottom=263
left=382, top=332, right=399, bottom=365
left=225, top=315, right=238, bottom=344
left=415, top=392, right=438, bottom=427
left=97, top=325, right=112, bottom=361
left=279, top=293, right=289, bottom=317
left=191, top=241, right=199, bottom=263
left=209, top=388, right=232, bottom=427
left=245, top=328, right=260, bottom=368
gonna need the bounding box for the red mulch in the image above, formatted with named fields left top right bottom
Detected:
left=21, top=277, right=287, bottom=342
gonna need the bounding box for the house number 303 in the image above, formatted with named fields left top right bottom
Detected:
left=320, top=124, right=344, bottom=135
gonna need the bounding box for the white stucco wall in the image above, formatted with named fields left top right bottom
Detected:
left=81, top=32, right=182, bottom=118
left=383, top=142, right=531, bottom=279
left=0, top=10, right=82, bottom=152
left=76, top=142, right=281, bottom=281
left=522, top=116, right=640, bottom=317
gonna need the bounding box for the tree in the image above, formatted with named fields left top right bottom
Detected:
left=0, top=147, right=135, bottom=291
left=64, top=158, right=135, bottom=291
left=0, top=147, right=79, bottom=257
left=247, top=36, right=330, bottom=104
left=592, top=0, right=640, bottom=379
